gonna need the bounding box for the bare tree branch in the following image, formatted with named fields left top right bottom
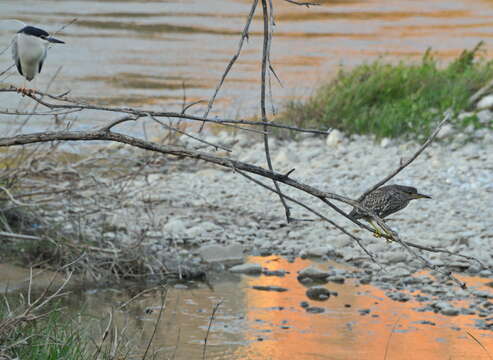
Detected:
left=200, top=0, right=259, bottom=129
left=359, top=112, right=451, bottom=201
left=260, top=0, right=292, bottom=222
left=0, top=87, right=329, bottom=135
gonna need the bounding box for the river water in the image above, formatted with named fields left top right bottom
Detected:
left=2, top=257, right=493, bottom=359
left=1, top=0, right=493, bottom=133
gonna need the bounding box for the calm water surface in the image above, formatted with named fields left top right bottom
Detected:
left=2, top=256, right=493, bottom=359
left=2, top=0, right=493, bottom=133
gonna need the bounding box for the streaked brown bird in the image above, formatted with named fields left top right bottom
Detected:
left=349, top=184, right=432, bottom=237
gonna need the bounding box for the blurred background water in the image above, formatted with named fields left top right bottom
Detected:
left=1, top=0, right=493, bottom=134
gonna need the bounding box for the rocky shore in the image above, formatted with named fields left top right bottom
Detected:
left=35, top=119, right=493, bottom=327
left=66, top=122, right=492, bottom=271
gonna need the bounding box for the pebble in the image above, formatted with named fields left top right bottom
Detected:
left=198, top=244, right=244, bottom=265
left=326, top=129, right=344, bottom=147
left=230, top=263, right=262, bottom=275
left=252, top=285, right=288, bottom=292
left=476, top=95, right=493, bottom=110
left=297, top=266, right=331, bottom=281
left=306, top=286, right=332, bottom=301
left=306, top=306, right=325, bottom=314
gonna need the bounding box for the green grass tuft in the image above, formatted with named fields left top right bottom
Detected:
left=1, top=307, right=89, bottom=360
left=280, top=42, right=493, bottom=139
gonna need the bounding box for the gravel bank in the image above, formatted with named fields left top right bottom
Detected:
left=91, top=127, right=493, bottom=276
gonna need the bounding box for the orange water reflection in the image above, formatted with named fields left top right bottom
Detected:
left=8, top=256, right=490, bottom=359
left=234, top=256, right=493, bottom=360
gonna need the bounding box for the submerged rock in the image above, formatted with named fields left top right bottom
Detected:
left=306, top=286, right=332, bottom=301
left=252, top=285, right=288, bottom=292
left=306, top=306, right=325, bottom=314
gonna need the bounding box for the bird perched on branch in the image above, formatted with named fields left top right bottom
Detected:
left=349, top=185, right=431, bottom=238
left=11, top=25, right=65, bottom=94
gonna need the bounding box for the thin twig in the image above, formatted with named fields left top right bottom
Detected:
left=383, top=315, right=402, bottom=360
left=467, top=331, right=493, bottom=360
left=0, top=86, right=329, bottom=135
left=148, top=114, right=232, bottom=152
left=359, top=113, right=451, bottom=200
left=201, top=0, right=259, bottom=129
left=202, top=300, right=223, bottom=360
left=260, top=0, right=291, bottom=222
left=142, top=289, right=167, bottom=360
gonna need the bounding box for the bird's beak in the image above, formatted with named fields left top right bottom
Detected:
left=47, top=37, right=65, bottom=44
left=414, top=193, right=432, bottom=199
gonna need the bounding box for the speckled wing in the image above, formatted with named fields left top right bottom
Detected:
left=351, top=188, right=393, bottom=219
left=374, top=189, right=408, bottom=218
left=370, top=189, right=394, bottom=218
left=11, top=36, right=23, bottom=76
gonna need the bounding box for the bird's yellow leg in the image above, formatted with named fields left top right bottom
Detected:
left=370, top=220, right=393, bottom=242
left=369, top=220, right=383, bottom=238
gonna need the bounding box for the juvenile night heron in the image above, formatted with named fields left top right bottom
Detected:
left=349, top=185, right=431, bottom=237
left=11, top=25, right=64, bottom=93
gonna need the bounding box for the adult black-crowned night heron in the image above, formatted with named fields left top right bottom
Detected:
left=11, top=25, right=64, bottom=93
left=349, top=185, right=431, bottom=237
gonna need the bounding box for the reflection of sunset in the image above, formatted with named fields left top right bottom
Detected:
left=235, top=256, right=493, bottom=360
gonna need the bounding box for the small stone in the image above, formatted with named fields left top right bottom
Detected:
left=476, top=95, right=493, bottom=110
left=327, top=276, right=345, bottom=284
left=457, top=112, right=475, bottom=121
left=263, top=270, right=287, bottom=277
left=476, top=109, right=493, bottom=125
left=163, top=219, right=186, bottom=236
left=300, top=301, right=310, bottom=308
left=306, top=286, right=332, bottom=301
left=252, top=285, right=288, bottom=292
left=306, top=246, right=332, bottom=257
left=326, top=129, right=344, bottom=147
left=418, top=320, right=436, bottom=326
left=230, top=263, right=262, bottom=275
left=298, top=266, right=330, bottom=281
left=359, top=308, right=371, bottom=315
left=306, top=306, right=325, bottom=314
left=441, top=307, right=460, bottom=316
left=473, top=290, right=493, bottom=299
left=198, top=244, right=244, bottom=265
left=436, top=124, right=455, bottom=139
left=386, top=291, right=411, bottom=302
left=380, top=138, right=392, bottom=148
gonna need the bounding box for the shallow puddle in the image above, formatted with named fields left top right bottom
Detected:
left=4, top=256, right=491, bottom=359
